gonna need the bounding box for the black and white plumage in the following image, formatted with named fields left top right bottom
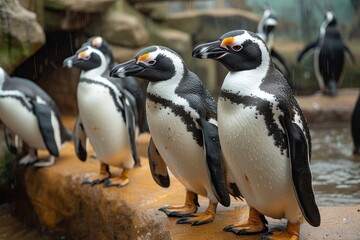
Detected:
left=297, top=11, right=355, bottom=96
left=63, top=46, right=141, bottom=187
left=0, top=67, right=72, bottom=167
left=257, top=8, right=291, bottom=77
left=83, top=36, right=147, bottom=133
left=193, top=30, right=320, bottom=239
left=352, top=93, right=360, bottom=156
left=110, top=46, right=232, bottom=225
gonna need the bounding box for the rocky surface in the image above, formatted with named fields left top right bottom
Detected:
left=11, top=123, right=360, bottom=240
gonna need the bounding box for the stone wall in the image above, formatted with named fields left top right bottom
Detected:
left=1, top=0, right=260, bottom=115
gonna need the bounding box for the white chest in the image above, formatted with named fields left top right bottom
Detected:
left=0, top=96, right=45, bottom=149
left=77, top=81, right=130, bottom=165
left=146, top=99, right=215, bottom=200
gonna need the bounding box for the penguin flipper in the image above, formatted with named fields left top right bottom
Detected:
left=271, top=48, right=291, bottom=77
left=73, top=116, right=87, bottom=161
left=4, top=127, right=18, bottom=155
left=282, top=117, right=320, bottom=227
left=198, top=118, right=230, bottom=207
left=31, top=101, right=60, bottom=157
left=148, top=137, right=170, bottom=188
left=122, top=93, right=141, bottom=167
left=297, top=39, right=318, bottom=63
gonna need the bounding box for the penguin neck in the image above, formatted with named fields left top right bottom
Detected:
left=222, top=47, right=271, bottom=97
left=80, top=62, right=107, bottom=82
left=147, top=60, right=185, bottom=100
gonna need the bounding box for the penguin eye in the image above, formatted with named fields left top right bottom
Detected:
left=147, top=60, right=156, bottom=65
left=231, top=45, right=243, bottom=52
left=84, top=55, right=90, bottom=60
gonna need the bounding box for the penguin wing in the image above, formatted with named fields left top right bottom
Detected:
left=31, top=100, right=60, bottom=157
left=297, top=39, right=319, bottom=63
left=3, top=126, right=18, bottom=155
left=281, top=116, right=321, bottom=227
left=198, top=118, right=230, bottom=207
left=122, top=91, right=141, bottom=167
left=147, top=137, right=170, bottom=188
left=271, top=49, right=291, bottom=77
left=73, top=116, right=87, bottom=161
left=344, top=45, right=356, bottom=64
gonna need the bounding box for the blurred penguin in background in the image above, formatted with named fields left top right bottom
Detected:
left=257, top=7, right=291, bottom=78
left=351, top=93, right=360, bottom=156
left=297, top=11, right=355, bottom=96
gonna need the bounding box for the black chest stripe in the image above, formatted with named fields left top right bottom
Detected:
left=81, top=78, right=124, bottom=115
left=147, top=93, right=203, bottom=147
left=0, top=94, right=32, bottom=112
left=220, top=90, right=288, bottom=156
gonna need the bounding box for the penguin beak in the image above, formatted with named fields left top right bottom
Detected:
left=192, top=40, right=227, bottom=59
left=63, top=55, right=78, bottom=68
left=110, top=59, right=144, bottom=78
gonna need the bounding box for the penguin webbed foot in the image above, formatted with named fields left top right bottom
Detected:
left=261, top=222, right=300, bottom=240
left=18, top=154, right=38, bottom=166
left=103, top=177, right=130, bottom=188
left=82, top=173, right=110, bottom=186
left=32, top=156, right=56, bottom=167
left=224, top=207, right=268, bottom=235
left=223, top=223, right=268, bottom=236
left=159, top=205, right=197, bottom=218
left=176, top=211, right=215, bottom=226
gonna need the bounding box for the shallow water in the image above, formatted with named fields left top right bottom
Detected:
left=311, top=127, right=360, bottom=206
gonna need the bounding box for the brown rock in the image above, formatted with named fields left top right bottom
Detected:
left=44, top=0, right=115, bottom=13
left=164, top=9, right=260, bottom=44
left=87, top=1, right=150, bottom=48
left=0, top=0, right=45, bottom=73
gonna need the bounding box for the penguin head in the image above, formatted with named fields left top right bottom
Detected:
left=110, top=46, right=182, bottom=82
left=324, top=11, right=337, bottom=27
left=257, top=9, right=277, bottom=41
left=192, top=30, right=268, bottom=72
left=63, top=46, right=106, bottom=71
left=83, top=36, right=114, bottom=66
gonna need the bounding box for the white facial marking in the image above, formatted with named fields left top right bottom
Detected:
left=80, top=47, right=108, bottom=80
left=147, top=47, right=200, bottom=121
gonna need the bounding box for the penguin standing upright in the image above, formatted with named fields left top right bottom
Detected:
left=0, top=67, right=72, bottom=167
left=110, top=46, right=234, bottom=225
left=257, top=8, right=291, bottom=77
left=297, top=11, right=355, bottom=96
left=351, top=92, right=360, bottom=156
left=63, top=46, right=140, bottom=187
left=193, top=30, right=320, bottom=239
left=83, top=36, right=147, bottom=133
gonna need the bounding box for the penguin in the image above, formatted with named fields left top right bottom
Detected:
left=83, top=36, right=148, bottom=133
left=0, top=67, right=72, bottom=167
left=351, top=92, right=360, bottom=156
left=297, top=11, right=355, bottom=96
left=257, top=8, right=291, bottom=77
left=63, top=46, right=141, bottom=187
left=110, top=46, right=234, bottom=225
left=193, top=30, right=320, bottom=239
